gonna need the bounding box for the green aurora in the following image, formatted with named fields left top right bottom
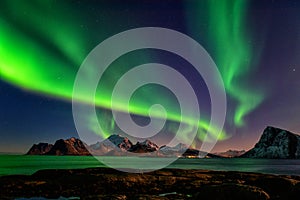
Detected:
left=0, top=0, right=263, bottom=143
left=206, top=0, right=264, bottom=127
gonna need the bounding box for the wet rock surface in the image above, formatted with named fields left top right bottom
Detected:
left=0, top=168, right=299, bottom=199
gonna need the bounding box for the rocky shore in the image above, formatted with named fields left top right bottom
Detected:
left=1, top=168, right=300, bottom=199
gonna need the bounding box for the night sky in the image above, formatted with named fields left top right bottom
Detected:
left=1, top=0, right=300, bottom=153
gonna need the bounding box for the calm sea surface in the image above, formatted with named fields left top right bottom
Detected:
left=1, top=155, right=300, bottom=176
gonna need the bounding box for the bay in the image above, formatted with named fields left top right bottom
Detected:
left=1, top=155, right=300, bottom=176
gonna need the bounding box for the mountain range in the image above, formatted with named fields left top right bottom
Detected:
left=27, top=134, right=215, bottom=157
left=26, top=126, right=300, bottom=159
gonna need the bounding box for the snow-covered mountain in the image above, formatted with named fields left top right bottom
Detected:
left=160, top=143, right=188, bottom=152
left=89, top=134, right=133, bottom=155
left=159, top=143, right=221, bottom=158
left=129, top=139, right=159, bottom=153
left=159, top=143, right=188, bottom=157
left=241, top=126, right=300, bottom=158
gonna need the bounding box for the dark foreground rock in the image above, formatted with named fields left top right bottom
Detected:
left=0, top=168, right=300, bottom=200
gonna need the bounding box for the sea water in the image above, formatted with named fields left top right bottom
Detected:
left=1, top=155, right=300, bottom=176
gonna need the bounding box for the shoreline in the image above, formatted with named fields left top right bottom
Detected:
left=0, top=167, right=300, bottom=199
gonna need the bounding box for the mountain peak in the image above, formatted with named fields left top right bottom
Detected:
left=107, top=134, right=133, bottom=150
left=129, top=139, right=159, bottom=153
left=89, top=134, right=133, bottom=155
left=26, top=143, right=53, bottom=155
left=46, top=137, right=90, bottom=156
left=241, top=126, right=300, bottom=158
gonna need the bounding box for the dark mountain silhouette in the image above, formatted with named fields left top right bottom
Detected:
left=26, top=143, right=53, bottom=155
left=46, top=137, right=90, bottom=156
left=241, top=126, right=300, bottom=158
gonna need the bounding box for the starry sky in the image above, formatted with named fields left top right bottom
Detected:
left=0, top=0, right=300, bottom=153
